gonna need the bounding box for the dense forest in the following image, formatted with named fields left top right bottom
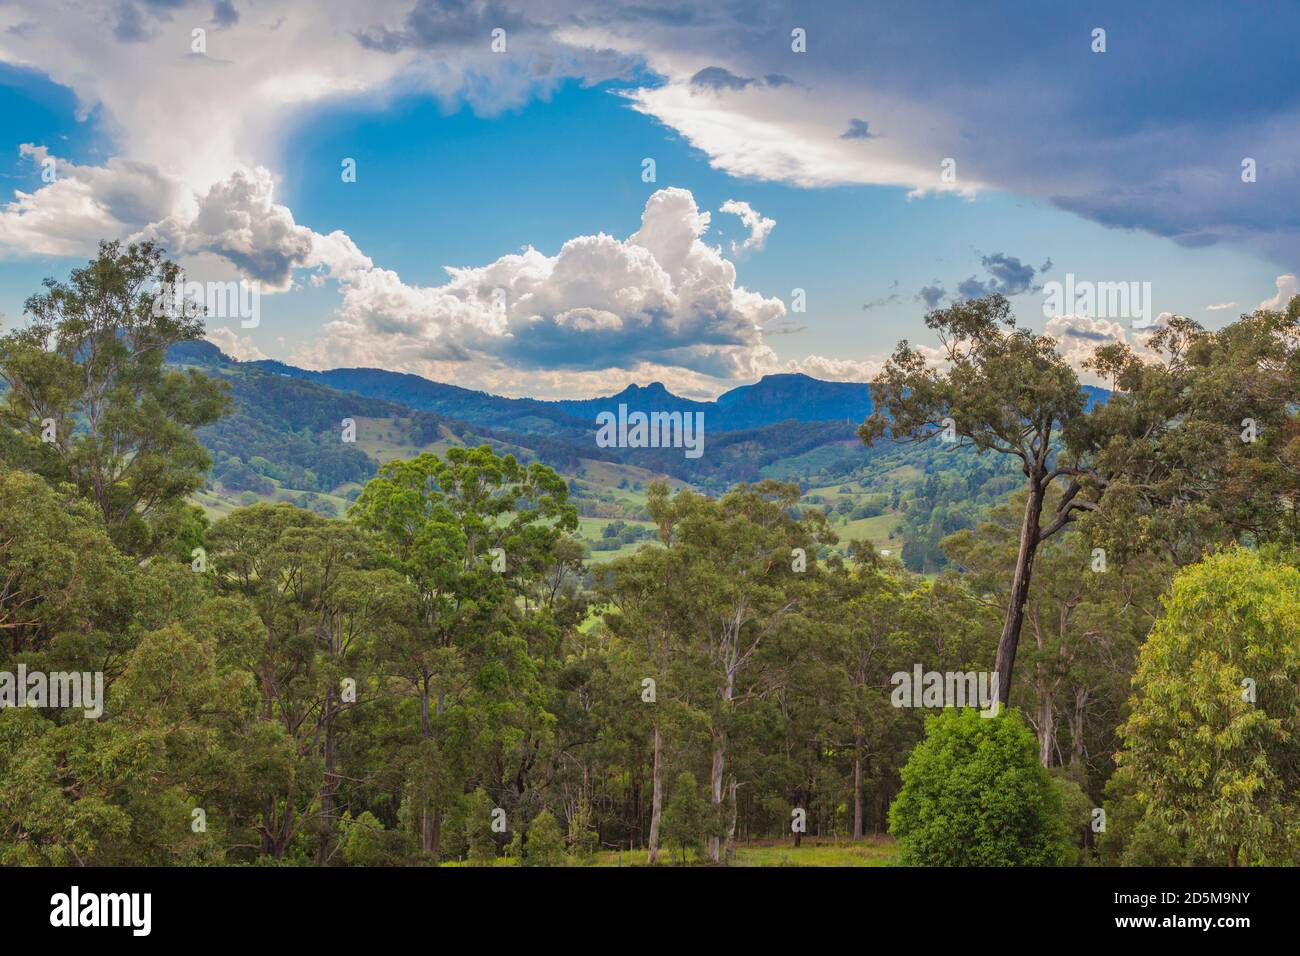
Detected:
left=0, top=242, right=1297, bottom=867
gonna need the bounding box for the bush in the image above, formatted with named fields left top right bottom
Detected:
left=1097, top=765, right=1194, bottom=866
left=1116, top=547, right=1300, bottom=866
left=888, top=709, right=1071, bottom=866
left=337, top=811, right=416, bottom=866
left=463, top=789, right=498, bottom=865
left=660, top=771, right=715, bottom=864
left=1049, top=767, right=1093, bottom=865
left=525, top=810, right=565, bottom=867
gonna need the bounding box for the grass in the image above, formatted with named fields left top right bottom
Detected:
left=442, top=836, right=899, bottom=868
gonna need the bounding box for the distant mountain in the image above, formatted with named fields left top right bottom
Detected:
left=714, top=373, right=872, bottom=429
left=185, top=348, right=877, bottom=434
left=169, top=342, right=1112, bottom=439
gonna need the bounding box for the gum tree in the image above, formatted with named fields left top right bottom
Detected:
left=863, top=294, right=1300, bottom=704
left=862, top=295, right=1104, bottom=704
left=0, top=240, right=229, bottom=554
left=349, top=445, right=576, bottom=860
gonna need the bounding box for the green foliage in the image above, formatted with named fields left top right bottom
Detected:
left=1118, top=547, right=1300, bottom=865
left=0, top=241, right=230, bottom=554
left=337, top=811, right=416, bottom=866
left=567, top=793, right=599, bottom=860
left=463, top=789, right=498, bottom=865
left=660, top=772, right=714, bottom=864
left=1097, top=765, right=1193, bottom=866
left=524, top=809, right=565, bottom=867
left=1049, top=767, right=1093, bottom=866
left=889, top=709, right=1071, bottom=866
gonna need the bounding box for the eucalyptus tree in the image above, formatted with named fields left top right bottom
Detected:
left=863, top=294, right=1300, bottom=703
left=646, top=480, right=833, bottom=862
left=0, top=241, right=229, bottom=554
left=349, top=445, right=576, bottom=860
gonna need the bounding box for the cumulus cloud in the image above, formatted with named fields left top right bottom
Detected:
left=1258, top=274, right=1298, bottom=311
left=140, top=168, right=316, bottom=292
left=718, top=199, right=775, bottom=254
left=205, top=327, right=268, bottom=361
left=1043, top=314, right=1126, bottom=384
left=296, top=187, right=785, bottom=389
left=0, top=145, right=184, bottom=258
left=784, top=354, right=883, bottom=383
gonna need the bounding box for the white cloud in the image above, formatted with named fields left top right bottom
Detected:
left=294, top=187, right=786, bottom=391
left=719, top=199, right=775, bottom=254
left=783, top=354, right=882, bottom=382
left=1205, top=301, right=1237, bottom=311
left=1258, top=274, right=1298, bottom=311
left=0, top=145, right=184, bottom=258
left=138, top=167, right=317, bottom=292
left=205, top=327, right=268, bottom=361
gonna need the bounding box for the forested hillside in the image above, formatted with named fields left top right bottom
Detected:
left=1, top=244, right=1297, bottom=868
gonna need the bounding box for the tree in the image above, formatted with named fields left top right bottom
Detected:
left=0, top=241, right=230, bottom=554
left=810, top=558, right=918, bottom=838
left=349, top=446, right=576, bottom=860
left=888, top=709, right=1070, bottom=866
left=205, top=504, right=414, bottom=862
left=863, top=294, right=1300, bottom=704
left=1117, top=547, right=1300, bottom=865
left=659, top=772, right=713, bottom=864
left=524, top=809, right=565, bottom=867
left=645, top=480, right=833, bottom=862
left=596, top=541, right=695, bottom=864
left=464, top=789, right=498, bottom=865
left=942, top=494, right=1165, bottom=771
left=862, top=296, right=1104, bottom=705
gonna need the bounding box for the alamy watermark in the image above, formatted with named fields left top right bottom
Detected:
left=1042, top=273, right=1154, bottom=329
left=152, top=279, right=261, bottom=328
left=0, top=665, right=104, bottom=718
left=595, top=404, right=704, bottom=459
left=890, top=665, right=1000, bottom=717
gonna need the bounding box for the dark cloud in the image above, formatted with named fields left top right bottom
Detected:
left=690, top=66, right=755, bottom=92
left=863, top=280, right=901, bottom=311
left=212, top=0, right=238, bottom=27
left=689, top=67, right=797, bottom=94
left=113, top=3, right=150, bottom=43
left=840, top=118, right=875, bottom=140
left=917, top=284, right=946, bottom=308
left=956, top=253, right=1049, bottom=300
left=357, top=0, right=528, bottom=53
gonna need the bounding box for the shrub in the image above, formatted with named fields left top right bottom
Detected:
left=525, top=810, right=565, bottom=867
left=463, top=789, right=498, bottom=865
left=888, top=709, right=1070, bottom=866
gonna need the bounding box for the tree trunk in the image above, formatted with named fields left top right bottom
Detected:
left=723, top=777, right=738, bottom=863
left=1037, top=690, right=1056, bottom=768
left=1067, top=687, right=1089, bottom=766
left=708, top=728, right=725, bottom=863
left=993, top=483, right=1045, bottom=704
left=316, top=688, right=338, bottom=865
left=852, top=740, right=864, bottom=839
left=647, top=722, right=663, bottom=864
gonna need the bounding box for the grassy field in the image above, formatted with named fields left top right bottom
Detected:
left=443, top=836, right=899, bottom=867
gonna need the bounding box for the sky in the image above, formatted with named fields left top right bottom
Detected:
left=0, top=0, right=1296, bottom=399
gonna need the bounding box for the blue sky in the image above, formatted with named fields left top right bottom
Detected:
left=0, top=1, right=1295, bottom=398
